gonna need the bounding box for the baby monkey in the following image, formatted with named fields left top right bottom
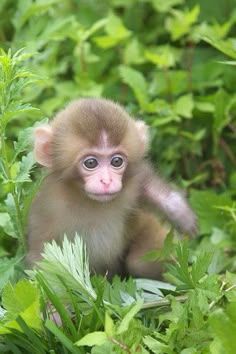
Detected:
left=27, top=98, right=198, bottom=279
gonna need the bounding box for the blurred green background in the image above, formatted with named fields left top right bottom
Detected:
left=1, top=0, right=236, bottom=185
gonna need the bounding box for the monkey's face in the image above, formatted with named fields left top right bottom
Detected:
left=78, top=149, right=127, bottom=202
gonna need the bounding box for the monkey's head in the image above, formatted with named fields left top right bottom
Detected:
left=34, top=98, right=149, bottom=202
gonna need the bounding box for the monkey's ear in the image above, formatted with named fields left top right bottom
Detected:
left=34, top=126, right=53, bottom=167
left=135, top=120, right=150, bottom=153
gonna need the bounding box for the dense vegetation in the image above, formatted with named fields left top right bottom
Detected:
left=0, top=0, right=236, bottom=353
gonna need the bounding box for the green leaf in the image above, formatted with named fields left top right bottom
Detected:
left=119, top=65, right=148, bottom=108
left=34, top=235, right=97, bottom=301
left=0, top=279, right=41, bottom=334
left=124, top=38, right=145, bottom=65
left=46, top=320, right=80, bottom=354
left=145, top=45, right=178, bottom=69
left=218, top=60, right=236, bottom=66
left=13, top=127, right=34, bottom=160
left=91, top=342, right=116, bottom=354
left=13, top=0, right=60, bottom=29
left=150, top=0, right=183, bottom=13
left=0, top=257, right=22, bottom=293
left=166, top=5, right=200, bottom=41
left=201, top=36, right=236, bottom=59
left=94, top=12, right=131, bottom=48
left=14, top=152, right=35, bottom=183
left=0, top=212, right=15, bottom=237
left=191, top=251, right=213, bottom=284
left=15, top=316, right=47, bottom=353
left=210, top=304, right=236, bottom=354
left=106, top=12, right=130, bottom=38
left=75, top=331, right=108, bottom=347
left=36, top=272, right=78, bottom=339
left=136, top=278, right=176, bottom=294
left=166, top=240, right=194, bottom=288
left=143, top=335, right=170, bottom=353
left=195, top=101, right=215, bottom=113
left=5, top=193, right=18, bottom=237
left=213, top=89, right=230, bottom=136
left=190, top=190, right=233, bottom=234
left=105, top=312, right=115, bottom=337
left=174, top=94, right=194, bottom=118
left=117, top=300, right=143, bottom=334
left=103, top=276, right=138, bottom=306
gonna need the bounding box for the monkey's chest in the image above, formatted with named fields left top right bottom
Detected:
left=58, top=209, right=127, bottom=274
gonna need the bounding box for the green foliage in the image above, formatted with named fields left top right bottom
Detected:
left=0, top=0, right=236, bottom=352
left=0, top=49, right=41, bottom=290
left=0, top=279, right=41, bottom=334
left=0, top=236, right=234, bottom=353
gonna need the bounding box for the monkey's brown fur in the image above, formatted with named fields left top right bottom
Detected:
left=27, top=98, right=198, bottom=279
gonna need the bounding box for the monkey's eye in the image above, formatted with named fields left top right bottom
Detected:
left=111, top=156, right=124, bottom=168
left=83, top=157, right=98, bottom=169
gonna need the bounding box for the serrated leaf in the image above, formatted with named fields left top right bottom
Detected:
left=35, top=235, right=96, bottom=301
left=166, top=241, right=194, bottom=288
left=103, top=276, right=138, bottom=306
left=191, top=251, right=212, bottom=284
left=0, top=257, right=21, bottom=293
left=76, top=331, right=108, bottom=347
left=0, top=280, right=41, bottom=334
left=14, top=151, right=35, bottom=183
left=13, top=127, right=34, bottom=158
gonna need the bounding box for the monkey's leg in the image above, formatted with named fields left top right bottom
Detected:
left=125, top=210, right=168, bottom=280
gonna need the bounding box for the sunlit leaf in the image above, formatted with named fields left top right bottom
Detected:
left=0, top=280, right=41, bottom=334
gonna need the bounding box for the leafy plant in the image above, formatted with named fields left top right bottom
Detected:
left=0, top=0, right=236, bottom=352
left=0, top=49, right=41, bottom=289
left=0, top=236, right=235, bottom=353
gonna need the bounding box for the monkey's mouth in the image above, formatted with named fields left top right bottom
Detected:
left=87, top=192, right=118, bottom=202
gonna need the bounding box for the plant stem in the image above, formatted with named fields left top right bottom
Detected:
left=141, top=295, right=187, bottom=309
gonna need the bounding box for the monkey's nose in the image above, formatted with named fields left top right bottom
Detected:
left=100, top=178, right=112, bottom=189
left=100, top=179, right=111, bottom=186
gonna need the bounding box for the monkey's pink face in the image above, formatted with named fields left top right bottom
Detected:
left=78, top=152, right=127, bottom=202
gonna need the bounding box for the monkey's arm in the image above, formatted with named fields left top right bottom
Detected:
left=141, top=165, right=198, bottom=236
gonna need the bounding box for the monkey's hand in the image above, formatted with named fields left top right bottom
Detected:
left=162, top=191, right=199, bottom=237
left=142, top=175, right=199, bottom=237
